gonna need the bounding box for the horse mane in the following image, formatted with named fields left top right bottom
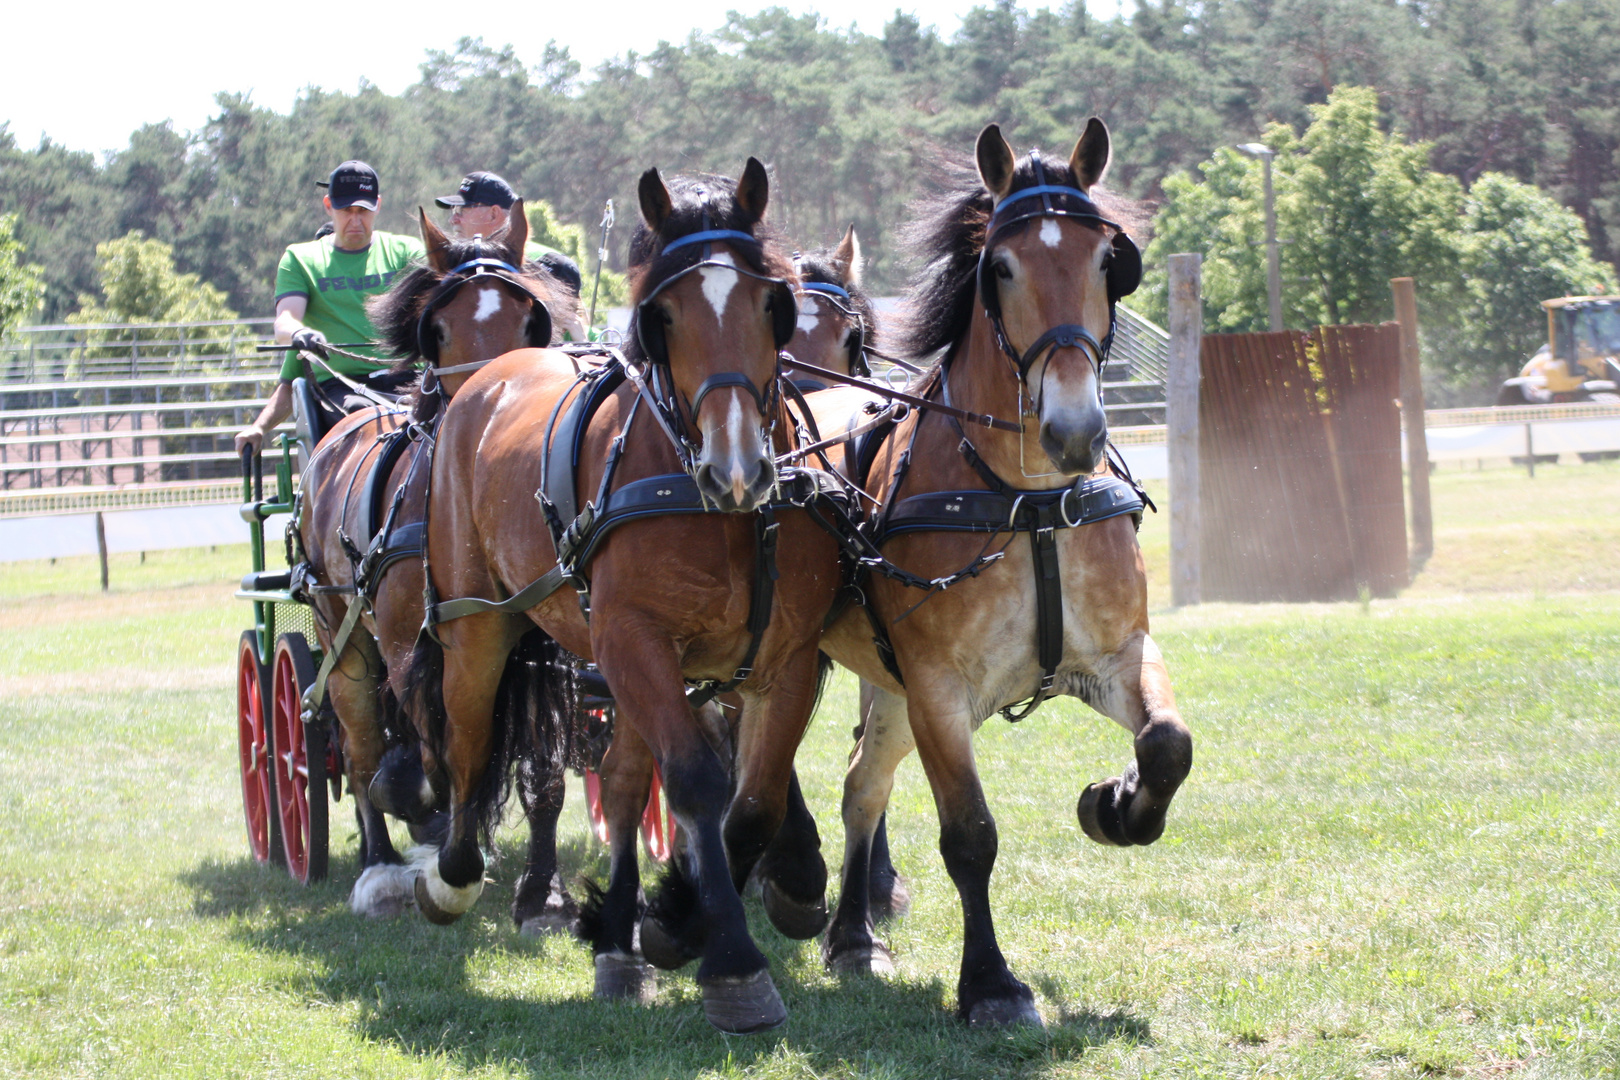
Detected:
left=894, top=149, right=1146, bottom=365
left=367, top=228, right=582, bottom=369
left=795, top=245, right=878, bottom=352
left=624, top=171, right=793, bottom=365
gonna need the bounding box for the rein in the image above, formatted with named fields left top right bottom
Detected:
left=778, top=353, right=1021, bottom=433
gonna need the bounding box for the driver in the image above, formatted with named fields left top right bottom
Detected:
left=234, top=161, right=425, bottom=453
left=436, top=171, right=587, bottom=341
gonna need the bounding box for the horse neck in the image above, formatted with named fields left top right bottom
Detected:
left=941, top=313, right=1061, bottom=488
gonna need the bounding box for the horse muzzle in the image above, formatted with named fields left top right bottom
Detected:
left=695, top=448, right=777, bottom=512
left=1038, top=401, right=1108, bottom=476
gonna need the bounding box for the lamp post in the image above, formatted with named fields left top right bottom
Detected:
left=1237, top=142, right=1283, bottom=331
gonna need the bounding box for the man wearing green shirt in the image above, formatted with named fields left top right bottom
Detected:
left=234, top=161, right=425, bottom=453
left=436, top=171, right=586, bottom=341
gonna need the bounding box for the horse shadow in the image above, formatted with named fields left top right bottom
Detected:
left=180, top=841, right=1148, bottom=1079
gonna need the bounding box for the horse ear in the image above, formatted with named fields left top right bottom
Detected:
left=504, top=198, right=529, bottom=264
left=976, top=124, right=1017, bottom=201
left=639, top=168, right=673, bottom=233
left=1069, top=117, right=1112, bottom=192
left=833, top=224, right=863, bottom=286
left=736, top=157, right=770, bottom=223
left=420, top=207, right=452, bottom=272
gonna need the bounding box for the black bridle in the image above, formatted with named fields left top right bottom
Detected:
left=414, top=255, right=553, bottom=368
left=632, top=226, right=796, bottom=470
left=974, top=155, right=1142, bottom=409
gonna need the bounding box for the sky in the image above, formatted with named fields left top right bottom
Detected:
left=1, top=0, right=1124, bottom=158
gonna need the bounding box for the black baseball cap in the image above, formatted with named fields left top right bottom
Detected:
left=435, top=171, right=517, bottom=209
left=316, top=161, right=380, bottom=211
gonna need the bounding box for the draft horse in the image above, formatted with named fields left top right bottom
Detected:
left=408, top=160, right=841, bottom=1032
left=295, top=205, right=585, bottom=927
left=811, top=120, right=1193, bottom=1026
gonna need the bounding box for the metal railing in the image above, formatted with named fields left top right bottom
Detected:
left=0, top=320, right=292, bottom=493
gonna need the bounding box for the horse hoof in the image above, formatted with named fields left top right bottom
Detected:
left=701, top=969, right=787, bottom=1034
left=637, top=913, right=697, bottom=971
left=594, top=951, right=656, bottom=1003
left=870, top=875, right=912, bottom=922
left=350, top=864, right=414, bottom=918
left=1077, top=780, right=1129, bottom=847
left=761, top=878, right=829, bottom=940
left=825, top=939, right=895, bottom=977
left=518, top=910, right=574, bottom=937
left=413, top=873, right=464, bottom=926
left=966, top=995, right=1044, bottom=1029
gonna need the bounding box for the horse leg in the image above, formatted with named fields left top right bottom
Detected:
left=606, top=638, right=783, bottom=1034
left=412, top=615, right=514, bottom=925
left=825, top=682, right=914, bottom=975
left=512, top=755, right=574, bottom=935
left=1076, top=632, right=1193, bottom=847
left=322, top=622, right=409, bottom=917
left=910, top=683, right=1042, bottom=1028
left=854, top=679, right=910, bottom=920
left=576, top=718, right=657, bottom=1001
left=724, top=644, right=830, bottom=947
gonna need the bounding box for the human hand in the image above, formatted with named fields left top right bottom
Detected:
left=290, top=327, right=328, bottom=357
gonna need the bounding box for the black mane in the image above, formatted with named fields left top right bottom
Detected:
left=624, top=172, right=793, bottom=365
left=795, top=245, right=877, bottom=352
left=895, top=150, right=1142, bottom=365
left=367, top=230, right=578, bottom=368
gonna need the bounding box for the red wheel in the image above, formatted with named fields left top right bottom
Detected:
left=270, top=633, right=329, bottom=884
left=236, top=631, right=283, bottom=866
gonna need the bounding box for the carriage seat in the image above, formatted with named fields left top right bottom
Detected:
left=290, top=376, right=345, bottom=463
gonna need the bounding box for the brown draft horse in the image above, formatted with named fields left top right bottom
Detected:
left=809, top=121, right=1193, bottom=1026
left=406, top=161, right=841, bottom=1033
left=295, top=206, right=585, bottom=926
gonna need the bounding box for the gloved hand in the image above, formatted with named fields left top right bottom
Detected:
left=290, top=327, right=328, bottom=357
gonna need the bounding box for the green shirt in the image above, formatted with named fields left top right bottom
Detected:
left=274, top=231, right=426, bottom=381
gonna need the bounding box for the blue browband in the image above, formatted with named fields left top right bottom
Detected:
left=446, top=256, right=525, bottom=277
left=990, top=184, right=1118, bottom=231
left=660, top=229, right=762, bottom=257
left=798, top=281, right=851, bottom=300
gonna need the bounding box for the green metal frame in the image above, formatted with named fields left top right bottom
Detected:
left=235, top=432, right=303, bottom=668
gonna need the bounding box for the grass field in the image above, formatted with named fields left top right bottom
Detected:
left=1, top=463, right=1617, bottom=1078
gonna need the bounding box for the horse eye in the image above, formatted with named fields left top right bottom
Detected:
left=994, top=261, right=1013, bottom=281
left=437, top=323, right=450, bottom=343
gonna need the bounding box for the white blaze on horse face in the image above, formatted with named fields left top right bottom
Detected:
left=796, top=295, right=821, bottom=335
left=699, top=252, right=739, bottom=329
left=1040, top=219, right=1063, bottom=248
left=725, top=392, right=749, bottom=505
left=471, top=284, right=504, bottom=323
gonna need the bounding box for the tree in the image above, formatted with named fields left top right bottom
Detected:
left=525, top=200, right=628, bottom=312
left=68, top=231, right=238, bottom=375
left=0, top=213, right=44, bottom=333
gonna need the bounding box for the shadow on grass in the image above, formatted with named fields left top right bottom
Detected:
left=180, top=847, right=1150, bottom=1079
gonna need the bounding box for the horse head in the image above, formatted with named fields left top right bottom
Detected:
left=368, top=204, right=572, bottom=404
left=788, top=225, right=872, bottom=379
left=632, top=160, right=794, bottom=512
left=974, top=119, right=1135, bottom=476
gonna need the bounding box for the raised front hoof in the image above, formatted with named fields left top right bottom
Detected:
left=1077, top=779, right=1135, bottom=846
left=761, top=878, right=829, bottom=940
left=637, top=913, right=699, bottom=971
left=413, top=872, right=465, bottom=926
left=823, top=936, right=895, bottom=977
left=869, top=874, right=912, bottom=922
left=965, top=994, right=1044, bottom=1029
left=700, top=969, right=787, bottom=1034
left=594, top=951, right=656, bottom=1004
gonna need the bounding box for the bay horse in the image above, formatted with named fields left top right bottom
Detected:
left=406, top=160, right=841, bottom=1032
left=295, top=204, right=586, bottom=929
left=808, top=121, right=1193, bottom=1026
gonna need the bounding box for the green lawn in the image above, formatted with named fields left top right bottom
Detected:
left=0, top=464, right=1617, bottom=1078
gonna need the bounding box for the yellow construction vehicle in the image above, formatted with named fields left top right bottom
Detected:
left=1497, top=296, right=1620, bottom=405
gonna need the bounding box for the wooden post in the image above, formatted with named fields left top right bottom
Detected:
left=1390, top=278, right=1432, bottom=562
left=1168, top=253, right=1203, bottom=607
left=95, top=511, right=109, bottom=592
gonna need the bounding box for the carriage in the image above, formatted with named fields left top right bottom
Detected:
left=231, top=428, right=674, bottom=886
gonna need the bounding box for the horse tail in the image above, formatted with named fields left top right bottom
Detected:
left=400, top=632, right=448, bottom=794
left=493, top=629, right=580, bottom=856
